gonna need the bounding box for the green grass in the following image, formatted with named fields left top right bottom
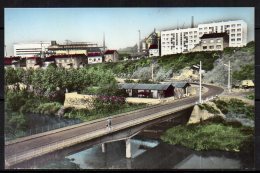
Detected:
left=198, top=104, right=220, bottom=114
left=64, top=103, right=148, bottom=122
left=161, top=117, right=253, bottom=152
left=245, top=93, right=255, bottom=100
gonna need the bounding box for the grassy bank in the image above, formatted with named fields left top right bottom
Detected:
left=161, top=117, right=253, bottom=152
left=213, top=98, right=254, bottom=120
left=64, top=103, right=147, bottom=122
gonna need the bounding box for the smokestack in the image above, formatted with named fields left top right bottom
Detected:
left=191, top=16, right=194, bottom=28
left=103, top=32, right=106, bottom=52
left=138, top=30, right=141, bottom=53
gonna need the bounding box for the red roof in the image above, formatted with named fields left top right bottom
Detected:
left=47, top=54, right=86, bottom=59
left=149, top=44, right=158, bottom=49
left=26, top=57, right=41, bottom=60
left=4, top=57, right=21, bottom=65
left=88, top=52, right=102, bottom=57
left=104, top=50, right=117, bottom=55
left=4, top=58, right=13, bottom=65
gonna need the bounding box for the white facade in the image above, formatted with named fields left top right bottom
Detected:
left=161, top=20, right=247, bottom=56
left=88, top=56, right=103, bottom=64
left=149, top=49, right=159, bottom=57
left=14, top=42, right=51, bottom=58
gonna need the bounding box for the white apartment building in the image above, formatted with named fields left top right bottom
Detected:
left=161, top=20, right=247, bottom=56
left=14, top=42, right=51, bottom=58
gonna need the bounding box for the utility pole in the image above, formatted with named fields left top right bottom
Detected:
left=138, top=30, right=141, bottom=53
left=199, top=61, right=202, bottom=104
left=224, top=60, right=231, bottom=93
left=193, top=61, right=202, bottom=104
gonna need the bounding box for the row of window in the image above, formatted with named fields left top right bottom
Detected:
left=203, top=45, right=222, bottom=50
left=199, top=23, right=241, bottom=31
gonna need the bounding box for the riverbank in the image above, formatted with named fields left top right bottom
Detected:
left=161, top=116, right=253, bottom=152
left=161, top=97, right=254, bottom=153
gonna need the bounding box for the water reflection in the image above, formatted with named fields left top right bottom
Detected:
left=37, top=137, right=252, bottom=170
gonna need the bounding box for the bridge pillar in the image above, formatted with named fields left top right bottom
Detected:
left=101, top=143, right=106, bottom=153
left=126, top=138, right=131, bottom=158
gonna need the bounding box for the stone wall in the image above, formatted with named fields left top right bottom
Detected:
left=188, top=101, right=225, bottom=124
left=64, top=92, right=97, bottom=109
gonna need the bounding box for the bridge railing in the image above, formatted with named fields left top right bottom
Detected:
left=6, top=102, right=197, bottom=166
left=5, top=119, right=82, bottom=142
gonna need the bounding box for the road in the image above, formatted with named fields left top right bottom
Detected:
left=5, top=83, right=224, bottom=161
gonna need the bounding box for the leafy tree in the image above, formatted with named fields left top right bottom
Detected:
left=233, top=64, right=254, bottom=81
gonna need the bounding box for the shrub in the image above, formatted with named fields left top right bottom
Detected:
left=36, top=102, right=63, bottom=115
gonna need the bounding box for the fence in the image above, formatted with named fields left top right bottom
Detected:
left=5, top=119, right=82, bottom=142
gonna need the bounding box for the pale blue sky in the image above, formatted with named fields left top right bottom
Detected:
left=5, top=8, right=254, bottom=56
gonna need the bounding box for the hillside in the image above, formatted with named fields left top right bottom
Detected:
left=85, top=41, right=254, bottom=85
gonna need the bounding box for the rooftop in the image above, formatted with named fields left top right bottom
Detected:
left=200, top=32, right=229, bottom=39
left=119, top=83, right=173, bottom=91
left=104, top=50, right=117, bottom=55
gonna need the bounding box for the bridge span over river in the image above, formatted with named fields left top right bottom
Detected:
left=5, top=83, right=224, bottom=168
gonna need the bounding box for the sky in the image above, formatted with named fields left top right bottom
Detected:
left=5, top=7, right=254, bottom=56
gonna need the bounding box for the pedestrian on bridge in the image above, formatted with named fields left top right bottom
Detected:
left=107, top=117, right=112, bottom=131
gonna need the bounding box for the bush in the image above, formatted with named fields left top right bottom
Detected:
left=36, top=102, right=63, bottom=115
left=161, top=118, right=253, bottom=151
left=198, top=103, right=220, bottom=114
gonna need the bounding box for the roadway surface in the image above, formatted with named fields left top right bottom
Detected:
left=5, top=84, right=224, bottom=160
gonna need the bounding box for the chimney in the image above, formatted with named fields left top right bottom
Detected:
left=191, top=16, right=194, bottom=28
left=103, top=32, right=106, bottom=52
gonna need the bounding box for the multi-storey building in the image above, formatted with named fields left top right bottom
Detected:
left=14, top=42, right=51, bottom=58
left=161, top=20, right=247, bottom=56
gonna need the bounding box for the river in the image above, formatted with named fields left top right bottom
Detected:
left=10, top=117, right=254, bottom=170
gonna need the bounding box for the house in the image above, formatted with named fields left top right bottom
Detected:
left=52, top=54, right=86, bottom=69
left=104, top=50, right=119, bottom=62
left=149, top=44, right=159, bottom=57
left=4, top=57, right=21, bottom=69
left=191, top=33, right=229, bottom=52
left=26, top=57, right=42, bottom=69
left=172, top=82, right=191, bottom=98
left=43, top=56, right=56, bottom=69
left=119, top=83, right=174, bottom=99
left=87, top=52, right=103, bottom=64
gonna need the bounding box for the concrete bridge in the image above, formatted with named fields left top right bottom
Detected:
left=5, top=84, right=224, bottom=168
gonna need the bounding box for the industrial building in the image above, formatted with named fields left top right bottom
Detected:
left=47, top=41, right=101, bottom=55
left=14, top=42, right=51, bottom=58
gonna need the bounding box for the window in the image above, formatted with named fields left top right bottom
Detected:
left=237, top=24, right=241, bottom=27
left=217, top=39, right=221, bottom=43
left=209, top=46, right=214, bottom=49
left=199, top=28, right=202, bottom=31
left=199, top=32, right=203, bottom=35
left=237, top=33, right=241, bottom=37
left=231, top=24, right=236, bottom=27
left=231, top=34, right=235, bottom=37
left=231, top=38, right=235, bottom=41
left=204, top=32, right=207, bottom=34
left=231, top=29, right=236, bottom=32
left=203, top=46, right=207, bottom=50
left=216, top=45, right=221, bottom=49
left=237, top=38, right=241, bottom=41
left=194, top=31, right=197, bottom=34
left=189, top=31, right=192, bottom=34
left=237, top=28, right=241, bottom=32
left=204, top=27, right=207, bottom=30
left=210, top=40, right=214, bottom=43
left=194, top=35, right=197, bottom=38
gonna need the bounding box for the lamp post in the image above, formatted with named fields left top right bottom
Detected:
left=193, top=61, right=202, bottom=104
left=224, top=60, right=231, bottom=93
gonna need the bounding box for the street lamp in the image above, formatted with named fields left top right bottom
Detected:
left=223, top=60, right=231, bottom=93
left=193, top=61, right=202, bottom=104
